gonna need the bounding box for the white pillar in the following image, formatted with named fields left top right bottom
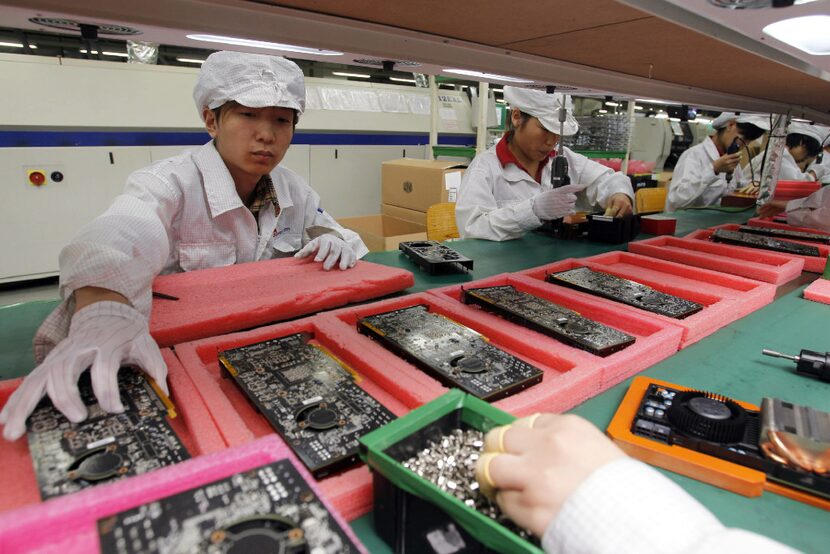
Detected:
left=429, top=75, right=438, bottom=160
left=476, top=81, right=490, bottom=154
left=621, top=99, right=636, bottom=176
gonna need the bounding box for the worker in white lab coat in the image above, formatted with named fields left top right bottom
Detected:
left=664, top=112, right=769, bottom=212
left=748, top=122, right=828, bottom=184
left=455, top=86, right=634, bottom=241
left=0, top=51, right=368, bottom=441
left=807, top=125, right=830, bottom=183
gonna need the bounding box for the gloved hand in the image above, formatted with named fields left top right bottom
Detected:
left=294, top=234, right=357, bottom=271
left=474, top=413, right=625, bottom=538
left=0, top=301, right=167, bottom=441
left=531, top=184, right=582, bottom=221
left=757, top=199, right=788, bottom=219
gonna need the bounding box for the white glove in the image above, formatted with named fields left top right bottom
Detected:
left=531, top=185, right=580, bottom=221
left=0, top=301, right=167, bottom=441
left=294, top=234, right=357, bottom=271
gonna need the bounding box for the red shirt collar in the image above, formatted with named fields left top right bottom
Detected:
left=495, top=134, right=555, bottom=183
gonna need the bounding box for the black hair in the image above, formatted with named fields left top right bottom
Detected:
left=786, top=133, right=822, bottom=158
left=505, top=109, right=533, bottom=141
left=211, top=101, right=299, bottom=128
left=736, top=122, right=765, bottom=142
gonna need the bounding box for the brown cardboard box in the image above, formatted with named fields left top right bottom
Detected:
left=381, top=203, right=427, bottom=225
left=382, top=158, right=466, bottom=213
left=338, top=214, right=427, bottom=252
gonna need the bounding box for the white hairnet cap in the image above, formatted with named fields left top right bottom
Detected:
left=503, top=86, right=578, bottom=136
left=787, top=122, right=825, bottom=145
left=193, top=51, right=305, bottom=121
left=711, top=112, right=771, bottom=131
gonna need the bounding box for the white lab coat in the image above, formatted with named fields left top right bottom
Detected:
left=747, top=148, right=823, bottom=182
left=786, top=186, right=830, bottom=232
left=808, top=154, right=830, bottom=184
left=34, top=141, right=367, bottom=360
left=665, top=137, right=747, bottom=212
left=455, top=145, right=634, bottom=241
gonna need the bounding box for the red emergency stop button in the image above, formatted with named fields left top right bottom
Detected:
left=28, top=170, right=46, bottom=186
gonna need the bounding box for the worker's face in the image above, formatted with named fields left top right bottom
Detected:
left=511, top=110, right=559, bottom=162
left=204, top=103, right=295, bottom=184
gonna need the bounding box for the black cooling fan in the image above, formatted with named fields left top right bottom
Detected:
left=667, top=390, right=748, bottom=444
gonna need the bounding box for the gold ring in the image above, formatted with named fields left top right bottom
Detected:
left=514, top=412, right=542, bottom=429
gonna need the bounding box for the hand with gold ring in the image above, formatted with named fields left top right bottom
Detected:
left=473, top=413, right=625, bottom=538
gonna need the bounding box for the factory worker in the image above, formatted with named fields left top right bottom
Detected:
left=807, top=125, right=830, bottom=183
left=455, top=86, right=634, bottom=241
left=757, top=186, right=830, bottom=232
left=665, top=112, right=769, bottom=212
left=475, top=413, right=796, bottom=553
left=0, top=51, right=368, bottom=441
left=748, top=122, right=828, bottom=183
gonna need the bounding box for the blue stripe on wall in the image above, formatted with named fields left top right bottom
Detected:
left=0, top=131, right=475, bottom=148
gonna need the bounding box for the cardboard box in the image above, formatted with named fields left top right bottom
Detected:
left=382, top=158, right=466, bottom=213
left=338, top=214, right=427, bottom=252
left=381, top=203, right=427, bottom=225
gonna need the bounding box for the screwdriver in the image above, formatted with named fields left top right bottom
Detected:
left=762, top=348, right=830, bottom=382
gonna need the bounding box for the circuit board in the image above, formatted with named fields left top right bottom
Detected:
left=711, top=229, right=820, bottom=257
left=219, top=332, right=395, bottom=478
left=546, top=266, right=703, bottom=319
left=26, top=367, right=189, bottom=500
left=357, top=304, right=543, bottom=401
left=461, top=285, right=636, bottom=356
left=737, top=225, right=830, bottom=245
left=398, top=240, right=474, bottom=275
left=97, top=459, right=360, bottom=553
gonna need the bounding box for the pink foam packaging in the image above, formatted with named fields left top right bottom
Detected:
left=804, top=279, right=830, bottom=304
left=172, top=315, right=413, bottom=521
left=427, top=273, right=683, bottom=394
left=0, top=351, right=225, bottom=514
left=0, top=435, right=365, bottom=554
left=747, top=217, right=830, bottom=237
left=686, top=224, right=829, bottom=273
left=628, top=235, right=804, bottom=285
left=150, top=258, right=414, bottom=346
left=518, top=252, right=775, bottom=347
left=321, top=292, right=629, bottom=416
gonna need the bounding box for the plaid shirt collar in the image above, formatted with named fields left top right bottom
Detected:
left=247, top=174, right=280, bottom=219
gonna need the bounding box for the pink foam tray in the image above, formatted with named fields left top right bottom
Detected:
left=518, top=252, right=776, bottom=347
left=150, top=257, right=414, bottom=347
left=0, top=350, right=226, bottom=514
left=321, top=291, right=635, bottom=417
left=0, top=435, right=365, bottom=554
left=804, top=279, right=830, bottom=305
left=746, top=217, right=830, bottom=237
left=686, top=224, right=829, bottom=273
left=628, top=235, right=804, bottom=285
left=426, top=273, right=683, bottom=395
left=172, top=315, right=413, bottom=521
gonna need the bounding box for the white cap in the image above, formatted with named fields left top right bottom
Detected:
left=711, top=112, right=770, bottom=131
left=787, top=122, right=825, bottom=145
left=503, top=86, right=578, bottom=136
left=193, top=51, right=305, bottom=121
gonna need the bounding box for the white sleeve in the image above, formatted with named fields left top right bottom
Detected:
left=542, top=458, right=797, bottom=554
left=303, top=188, right=369, bottom=258
left=33, top=170, right=177, bottom=361
left=665, top=149, right=727, bottom=212
left=785, top=186, right=830, bottom=232
left=568, top=151, right=634, bottom=211
left=455, top=160, right=540, bottom=242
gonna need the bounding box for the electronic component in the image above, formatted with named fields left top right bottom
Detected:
left=546, top=266, right=703, bottom=319
left=219, top=332, right=395, bottom=478
left=97, top=459, right=361, bottom=553
left=357, top=304, right=543, bottom=401
left=738, top=225, right=830, bottom=245
left=710, top=228, right=820, bottom=257
left=26, top=367, right=189, bottom=500
left=460, top=285, right=635, bottom=356
left=762, top=348, right=830, bottom=382
left=608, top=377, right=830, bottom=508
left=398, top=240, right=473, bottom=275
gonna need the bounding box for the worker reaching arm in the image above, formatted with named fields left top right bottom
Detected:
left=0, top=51, right=368, bottom=441
left=455, top=86, right=633, bottom=241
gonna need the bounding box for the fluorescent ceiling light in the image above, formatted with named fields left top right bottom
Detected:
left=634, top=106, right=643, bottom=110
left=655, top=113, right=669, bottom=119
left=332, top=71, right=370, bottom=78
left=187, top=34, right=343, bottom=56
left=635, top=98, right=676, bottom=105
left=763, top=16, right=830, bottom=55
left=389, top=77, right=416, bottom=83
left=80, top=49, right=128, bottom=57
left=598, top=109, right=608, bottom=114
left=605, top=101, right=620, bottom=107
left=177, top=57, right=205, bottom=64
left=0, top=41, right=35, bottom=48
left=79, top=49, right=99, bottom=54
left=443, top=68, right=533, bottom=83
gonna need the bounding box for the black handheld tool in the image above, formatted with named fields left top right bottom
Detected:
left=550, top=104, right=570, bottom=189
left=762, top=348, right=830, bottom=382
